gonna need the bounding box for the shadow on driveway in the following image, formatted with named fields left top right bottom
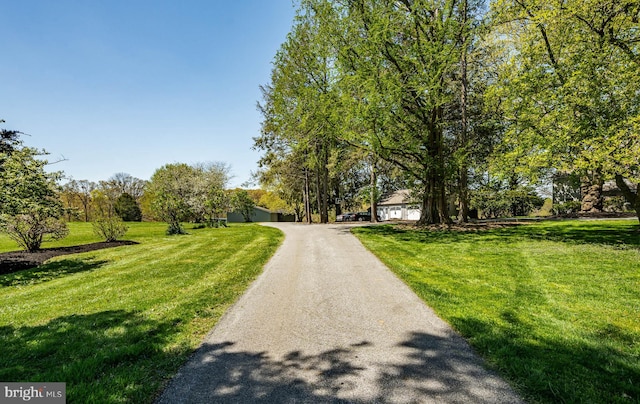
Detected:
left=157, top=331, right=520, bottom=403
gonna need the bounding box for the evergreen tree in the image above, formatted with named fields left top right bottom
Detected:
left=115, top=192, right=142, bottom=222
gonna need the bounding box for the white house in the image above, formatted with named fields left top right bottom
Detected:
left=377, top=189, right=421, bottom=221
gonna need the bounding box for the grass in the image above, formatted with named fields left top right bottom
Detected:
left=0, top=221, right=167, bottom=253
left=0, top=222, right=283, bottom=403
left=353, top=220, right=640, bottom=404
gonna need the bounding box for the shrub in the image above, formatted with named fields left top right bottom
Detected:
left=92, top=217, right=129, bottom=242
left=0, top=213, right=69, bottom=251
left=471, top=186, right=545, bottom=218
left=165, top=221, right=187, bottom=235
left=552, top=200, right=582, bottom=215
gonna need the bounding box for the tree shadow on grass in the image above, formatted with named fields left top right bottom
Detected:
left=156, top=332, right=522, bottom=403
left=356, top=222, right=640, bottom=249
left=0, top=240, right=139, bottom=275
left=504, top=221, right=640, bottom=248
left=0, top=258, right=109, bottom=287
left=0, top=310, right=187, bottom=403
left=451, top=316, right=640, bottom=403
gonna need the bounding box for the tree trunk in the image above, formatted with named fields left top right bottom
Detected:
left=458, top=168, right=469, bottom=222
left=418, top=107, right=452, bottom=226
left=304, top=167, right=312, bottom=224
left=580, top=171, right=603, bottom=213
left=321, top=161, right=329, bottom=224
left=457, top=0, right=470, bottom=223
left=370, top=157, right=378, bottom=223
left=315, top=165, right=322, bottom=223
left=334, top=182, right=342, bottom=216
left=615, top=174, right=640, bottom=223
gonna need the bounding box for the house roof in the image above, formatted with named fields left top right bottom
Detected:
left=378, top=189, right=413, bottom=206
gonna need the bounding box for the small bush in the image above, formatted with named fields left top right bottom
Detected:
left=166, top=222, right=187, bottom=235
left=552, top=200, right=582, bottom=215
left=0, top=213, right=69, bottom=251
left=92, top=217, right=129, bottom=242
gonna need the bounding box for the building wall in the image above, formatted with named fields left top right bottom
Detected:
left=227, top=207, right=278, bottom=223
left=377, top=204, right=421, bottom=221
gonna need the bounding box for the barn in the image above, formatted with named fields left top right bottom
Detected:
left=227, top=206, right=295, bottom=223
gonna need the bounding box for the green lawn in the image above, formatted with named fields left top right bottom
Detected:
left=0, top=222, right=283, bottom=403
left=353, top=220, right=640, bottom=404
left=0, top=221, right=167, bottom=253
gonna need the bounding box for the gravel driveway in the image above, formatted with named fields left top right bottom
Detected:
left=156, top=223, right=524, bottom=403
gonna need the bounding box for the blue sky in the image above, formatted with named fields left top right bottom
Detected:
left=1, top=1, right=296, bottom=187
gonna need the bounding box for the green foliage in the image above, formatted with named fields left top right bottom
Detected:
left=489, top=0, right=640, bottom=219
left=354, top=220, right=640, bottom=403
left=146, top=163, right=194, bottom=235
left=0, top=123, right=22, bottom=154
left=92, top=217, right=128, bottom=242
left=190, top=162, right=231, bottom=227
left=165, top=221, right=187, bottom=235
left=258, top=191, right=289, bottom=213
left=552, top=200, right=582, bottom=216
left=230, top=190, right=255, bottom=222
left=471, top=182, right=544, bottom=218
left=146, top=162, right=230, bottom=233
left=0, top=125, right=68, bottom=251
left=114, top=192, right=142, bottom=222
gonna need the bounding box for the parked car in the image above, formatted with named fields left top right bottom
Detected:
left=355, top=211, right=373, bottom=221
left=336, top=212, right=356, bottom=222
left=354, top=211, right=382, bottom=221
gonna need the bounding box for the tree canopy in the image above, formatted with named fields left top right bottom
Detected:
left=255, top=0, right=640, bottom=223
left=0, top=121, right=68, bottom=250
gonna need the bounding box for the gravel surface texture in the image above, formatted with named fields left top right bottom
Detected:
left=156, top=223, right=524, bottom=403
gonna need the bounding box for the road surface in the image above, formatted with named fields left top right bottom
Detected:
left=156, top=222, right=524, bottom=403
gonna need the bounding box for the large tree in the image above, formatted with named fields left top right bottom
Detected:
left=107, top=172, right=147, bottom=201
left=256, top=1, right=345, bottom=224
left=490, top=0, right=640, bottom=221
left=146, top=162, right=231, bottom=233
left=146, top=163, right=195, bottom=234
left=334, top=0, right=484, bottom=224
left=189, top=162, right=232, bottom=226
left=0, top=123, right=68, bottom=251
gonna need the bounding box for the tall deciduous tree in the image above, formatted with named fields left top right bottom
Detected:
left=108, top=172, right=147, bottom=201
left=146, top=163, right=195, bottom=235
left=256, top=1, right=344, bottom=224
left=190, top=162, right=232, bottom=226
left=490, top=0, right=640, bottom=221
left=335, top=0, right=479, bottom=224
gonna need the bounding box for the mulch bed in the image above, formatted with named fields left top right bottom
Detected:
left=0, top=241, right=138, bottom=275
